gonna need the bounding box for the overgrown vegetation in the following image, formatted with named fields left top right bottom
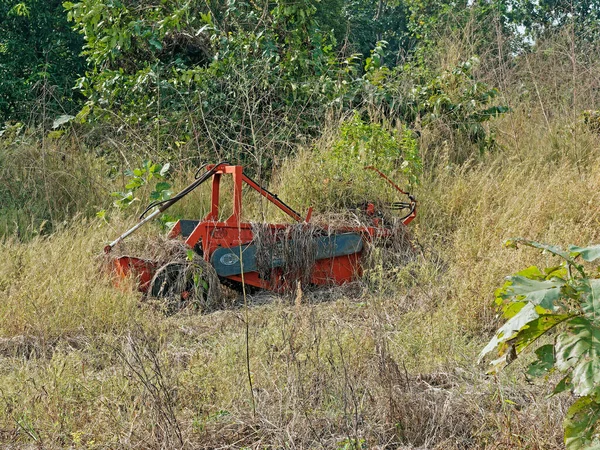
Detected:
left=2, top=0, right=600, bottom=448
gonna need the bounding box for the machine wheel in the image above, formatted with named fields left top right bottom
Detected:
left=149, top=260, right=214, bottom=313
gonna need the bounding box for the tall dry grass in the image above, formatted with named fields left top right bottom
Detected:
left=1, top=27, right=600, bottom=449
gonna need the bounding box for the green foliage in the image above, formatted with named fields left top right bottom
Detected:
left=0, top=0, right=85, bottom=123
left=273, top=114, right=420, bottom=216
left=341, top=0, right=411, bottom=65
left=111, top=160, right=171, bottom=210
left=336, top=437, right=367, bottom=450
left=0, top=125, right=106, bottom=237
left=61, top=0, right=355, bottom=168
left=57, top=0, right=510, bottom=170
left=332, top=113, right=421, bottom=186
left=508, top=0, right=600, bottom=43
left=582, top=110, right=600, bottom=134
left=481, top=238, right=600, bottom=449
left=407, top=57, right=509, bottom=151
left=360, top=54, right=510, bottom=155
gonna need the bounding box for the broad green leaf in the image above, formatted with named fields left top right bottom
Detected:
left=149, top=38, right=163, bottom=50
left=502, top=301, right=526, bottom=319
left=527, top=344, right=555, bottom=377
left=546, top=265, right=569, bottom=279
left=556, top=317, right=600, bottom=396
left=570, top=245, right=600, bottom=263
left=564, top=396, right=600, bottom=450
left=552, top=375, right=573, bottom=396
left=580, top=279, right=600, bottom=324
left=495, top=267, right=544, bottom=304
left=479, top=302, right=539, bottom=364
left=503, top=275, right=565, bottom=310
left=154, top=182, right=171, bottom=192
left=159, top=163, right=170, bottom=177
left=75, top=104, right=91, bottom=123
left=125, top=178, right=144, bottom=190
left=510, top=314, right=572, bottom=354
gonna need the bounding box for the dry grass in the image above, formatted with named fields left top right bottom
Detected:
left=2, top=30, right=600, bottom=450
left=2, top=119, right=596, bottom=446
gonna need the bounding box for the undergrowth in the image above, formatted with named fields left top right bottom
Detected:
left=2, top=28, right=600, bottom=450
left=2, top=109, right=600, bottom=448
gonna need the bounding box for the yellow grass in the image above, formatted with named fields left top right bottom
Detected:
left=2, top=32, right=600, bottom=448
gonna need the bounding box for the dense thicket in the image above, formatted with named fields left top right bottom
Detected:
left=0, top=0, right=85, bottom=123
left=3, top=0, right=598, bottom=129
left=2, top=0, right=599, bottom=236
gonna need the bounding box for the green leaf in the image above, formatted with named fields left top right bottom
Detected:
left=502, top=301, right=527, bottom=319
left=125, top=178, right=144, bottom=190
left=580, top=279, right=600, bottom=324
left=516, top=265, right=547, bottom=280
left=527, top=344, right=555, bottom=377
left=149, top=38, right=163, bottom=50
left=479, top=302, right=539, bottom=365
left=503, top=275, right=565, bottom=310
left=570, top=245, right=600, bottom=263
left=552, top=375, right=573, bottom=396
left=510, top=314, right=572, bottom=354
left=52, top=114, right=75, bottom=129
left=564, top=396, right=600, bottom=450
left=546, top=265, right=569, bottom=279
left=9, top=3, right=30, bottom=17
left=154, top=182, right=171, bottom=192
left=75, top=104, right=91, bottom=124
left=556, top=317, right=600, bottom=396
left=159, top=163, right=170, bottom=177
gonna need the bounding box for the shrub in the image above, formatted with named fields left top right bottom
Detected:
left=481, top=239, right=600, bottom=450
left=273, top=113, right=420, bottom=215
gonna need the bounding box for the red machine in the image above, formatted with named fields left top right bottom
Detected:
left=105, top=163, right=416, bottom=301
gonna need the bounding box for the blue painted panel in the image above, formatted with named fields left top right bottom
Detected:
left=211, top=232, right=363, bottom=277
left=178, top=220, right=200, bottom=238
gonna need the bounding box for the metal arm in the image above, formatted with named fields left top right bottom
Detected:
left=104, top=162, right=229, bottom=253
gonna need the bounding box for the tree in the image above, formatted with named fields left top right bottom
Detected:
left=0, top=0, right=85, bottom=123
left=508, top=0, right=600, bottom=43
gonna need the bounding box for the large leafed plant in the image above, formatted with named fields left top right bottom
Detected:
left=481, top=239, right=600, bottom=449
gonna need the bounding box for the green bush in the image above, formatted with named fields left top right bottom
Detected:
left=0, top=0, right=85, bottom=123
left=273, top=113, right=420, bottom=215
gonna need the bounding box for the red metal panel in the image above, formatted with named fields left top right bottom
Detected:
left=229, top=165, right=243, bottom=225
left=112, top=256, right=157, bottom=293
left=168, top=220, right=181, bottom=238
left=206, top=173, right=221, bottom=221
